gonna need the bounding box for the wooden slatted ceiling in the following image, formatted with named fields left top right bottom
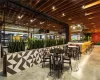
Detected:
left=1, top=0, right=100, bottom=31
left=20, top=0, right=100, bottom=28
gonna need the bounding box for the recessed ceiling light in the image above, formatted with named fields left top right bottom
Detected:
left=30, top=19, right=34, bottom=22
left=53, top=26, right=55, bottom=27
left=88, top=17, right=95, bottom=20
left=77, top=24, right=81, bottom=27
left=18, top=15, right=23, bottom=19
left=40, top=22, right=44, bottom=24
left=85, top=12, right=93, bottom=16
left=52, top=6, right=56, bottom=11
left=62, top=13, right=66, bottom=17
left=73, top=26, right=76, bottom=29
left=91, top=23, right=95, bottom=24
left=68, top=18, right=72, bottom=20
left=82, top=5, right=85, bottom=9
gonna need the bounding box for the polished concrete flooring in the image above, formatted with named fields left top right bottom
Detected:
left=0, top=45, right=100, bottom=80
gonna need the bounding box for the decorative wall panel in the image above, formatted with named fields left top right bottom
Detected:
left=5, top=45, right=64, bottom=76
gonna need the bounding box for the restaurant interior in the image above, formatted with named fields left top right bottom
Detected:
left=0, top=0, right=100, bottom=80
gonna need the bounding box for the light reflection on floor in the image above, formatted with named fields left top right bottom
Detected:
left=71, top=54, right=90, bottom=80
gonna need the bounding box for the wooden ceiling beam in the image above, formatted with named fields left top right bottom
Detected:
left=48, top=0, right=83, bottom=16
left=40, top=0, right=59, bottom=12
left=36, top=0, right=50, bottom=10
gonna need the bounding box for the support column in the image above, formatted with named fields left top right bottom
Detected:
left=64, top=24, right=70, bottom=43
left=0, top=26, right=1, bottom=58
left=28, top=27, right=29, bottom=38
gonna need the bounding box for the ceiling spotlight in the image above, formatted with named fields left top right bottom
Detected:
left=53, top=26, right=55, bottom=27
left=30, top=19, right=34, bottom=22
left=68, top=18, right=72, bottom=20
left=40, top=22, right=44, bottom=24
left=88, top=17, right=95, bottom=20
left=91, top=23, right=95, bottom=24
left=73, top=26, right=76, bottom=29
left=77, top=24, right=81, bottom=28
left=62, top=13, right=66, bottom=17
left=82, top=5, right=85, bottom=9
left=85, top=12, right=93, bottom=16
left=52, top=6, right=56, bottom=11
left=18, top=15, right=23, bottom=19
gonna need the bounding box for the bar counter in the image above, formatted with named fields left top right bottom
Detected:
left=68, top=41, right=92, bottom=53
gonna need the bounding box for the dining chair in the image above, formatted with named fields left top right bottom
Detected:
left=42, top=49, right=50, bottom=68
left=50, top=52, right=63, bottom=78
left=63, top=47, right=72, bottom=70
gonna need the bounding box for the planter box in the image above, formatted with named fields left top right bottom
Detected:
left=4, top=44, right=65, bottom=77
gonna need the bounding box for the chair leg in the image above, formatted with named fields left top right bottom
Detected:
left=58, top=69, right=60, bottom=78
left=70, top=64, right=72, bottom=70
left=70, top=60, right=72, bottom=70
left=42, top=62, right=44, bottom=68
left=42, top=62, right=45, bottom=68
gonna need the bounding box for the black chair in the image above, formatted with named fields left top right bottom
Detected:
left=42, top=49, right=50, bottom=68
left=77, top=45, right=81, bottom=57
left=50, top=53, right=63, bottom=78
left=63, top=47, right=72, bottom=70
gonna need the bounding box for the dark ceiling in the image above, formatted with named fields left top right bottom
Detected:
left=0, top=0, right=100, bottom=31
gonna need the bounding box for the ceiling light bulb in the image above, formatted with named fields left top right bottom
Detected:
left=40, top=22, right=42, bottom=24
left=82, top=5, right=85, bottom=9
left=18, top=15, right=23, bottom=19
left=30, top=19, right=34, bottom=22
left=62, top=13, right=65, bottom=16
left=91, top=23, right=95, bottom=24
left=52, top=6, right=55, bottom=9
left=88, top=17, right=95, bottom=20
left=77, top=24, right=81, bottom=27
left=52, top=6, right=56, bottom=11
left=68, top=18, right=72, bottom=20
left=40, top=22, right=44, bottom=24
left=85, top=13, right=88, bottom=16
left=73, top=26, right=76, bottom=29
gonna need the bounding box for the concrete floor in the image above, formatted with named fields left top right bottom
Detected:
left=0, top=45, right=100, bottom=80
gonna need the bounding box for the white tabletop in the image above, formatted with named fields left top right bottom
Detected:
left=68, top=46, right=77, bottom=48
